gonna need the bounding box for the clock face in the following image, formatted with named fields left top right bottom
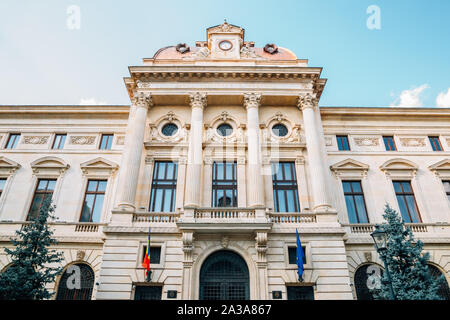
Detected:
left=218, top=40, right=232, bottom=51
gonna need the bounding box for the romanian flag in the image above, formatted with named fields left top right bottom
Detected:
left=142, top=227, right=151, bottom=279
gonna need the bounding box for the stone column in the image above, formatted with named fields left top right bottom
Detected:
left=202, top=157, right=213, bottom=207
left=175, top=157, right=187, bottom=211
left=244, top=93, right=265, bottom=209
left=237, top=156, right=247, bottom=207
left=184, top=93, right=206, bottom=209
left=116, top=92, right=152, bottom=211
left=298, top=93, right=331, bottom=211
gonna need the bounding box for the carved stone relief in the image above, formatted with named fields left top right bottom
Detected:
left=353, top=137, right=380, bottom=147
left=70, top=136, right=96, bottom=145
left=400, top=137, right=426, bottom=147
left=23, top=136, right=49, bottom=144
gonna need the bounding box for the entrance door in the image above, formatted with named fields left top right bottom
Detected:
left=199, top=250, right=250, bottom=300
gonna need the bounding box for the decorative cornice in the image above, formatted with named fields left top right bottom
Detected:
left=132, top=92, right=153, bottom=109
left=243, top=93, right=261, bottom=109
left=297, top=93, right=317, bottom=111
left=189, top=92, right=207, bottom=109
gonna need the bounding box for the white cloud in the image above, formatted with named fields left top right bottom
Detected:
left=436, top=88, right=450, bottom=107
left=390, top=84, right=429, bottom=107
left=79, top=98, right=107, bottom=105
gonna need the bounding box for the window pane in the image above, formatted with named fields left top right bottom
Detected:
left=351, top=181, right=362, bottom=193
left=393, top=182, right=402, bottom=193
left=28, top=194, right=44, bottom=220
left=225, top=163, right=232, bottom=180
left=443, top=181, right=450, bottom=193
left=87, top=180, right=98, bottom=192
left=277, top=190, right=286, bottom=212
left=157, top=162, right=166, bottom=180
left=405, top=196, right=420, bottom=223
left=342, top=182, right=352, bottom=193
left=396, top=196, right=411, bottom=223
left=345, top=195, right=358, bottom=223
left=283, top=163, right=292, bottom=180
left=401, top=182, right=412, bottom=193
left=97, top=181, right=107, bottom=192
left=0, top=179, right=6, bottom=191
left=166, top=163, right=174, bottom=179
left=272, top=163, right=281, bottom=180
left=47, top=180, right=56, bottom=191
left=106, top=135, right=113, bottom=149
left=91, top=194, right=104, bottom=222
left=152, top=189, right=163, bottom=212
left=162, top=189, right=173, bottom=212
left=355, top=195, right=368, bottom=223
left=216, top=163, right=224, bottom=180
left=286, top=190, right=296, bottom=212
left=37, top=180, right=48, bottom=191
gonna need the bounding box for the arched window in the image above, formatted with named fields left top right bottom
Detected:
left=354, top=264, right=383, bottom=300
left=56, top=263, right=95, bottom=300
left=428, top=264, right=450, bottom=300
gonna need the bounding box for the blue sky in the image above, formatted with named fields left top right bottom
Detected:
left=0, top=0, right=449, bottom=107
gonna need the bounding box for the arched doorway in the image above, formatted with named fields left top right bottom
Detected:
left=354, top=264, right=383, bottom=300
left=56, top=263, right=95, bottom=300
left=428, top=264, right=450, bottom=300
left=199, top=250, right=249, bottom=300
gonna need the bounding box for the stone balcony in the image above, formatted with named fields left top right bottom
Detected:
left=0, top=221, right=106, bottom=244
left=342, top=222, right=450, bottom=244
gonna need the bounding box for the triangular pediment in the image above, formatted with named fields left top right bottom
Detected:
left=330, top=159, right=369, bottom=171
left=30, top=156, right=69, bottom=169
left=80, top=157, right=118, bottom=170
left=380, top=158, right=418, bottom=171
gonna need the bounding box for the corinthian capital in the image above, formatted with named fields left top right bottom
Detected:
left=243, top=93, right=262, bottom=109
left=297, top=93, right=317, bottom=111
left=189, top=92, right=207, bottom=109
left=132, top=92, right=153, bottom=109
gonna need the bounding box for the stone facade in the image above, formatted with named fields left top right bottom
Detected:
left=0, top=23, right=449, bottom=300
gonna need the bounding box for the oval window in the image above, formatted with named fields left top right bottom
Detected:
left=217, top=124, right=233, bottom=137
left=272, top=124, right=288, bottom=137
left=161, top=123, right=178, bottom=136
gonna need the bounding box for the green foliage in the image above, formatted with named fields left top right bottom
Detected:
left=0, top=198, right=63, bottom=300
left=371, top=204, right=446, bottom=300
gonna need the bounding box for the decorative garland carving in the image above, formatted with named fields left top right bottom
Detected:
left=354, top=137, right=379, bottom=147
left=400, top=137, right=426, bottom=147
left=70, top=136, right=96, bottom=145
left=23, top=136, right=49, bottom=144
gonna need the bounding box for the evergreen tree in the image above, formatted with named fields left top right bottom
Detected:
left=0, top=198, right=63, bottom=300
left=371, top=204, right=445, bottom=300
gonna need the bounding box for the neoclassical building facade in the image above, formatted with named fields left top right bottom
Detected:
left=0, top=23, right=449, bottom=300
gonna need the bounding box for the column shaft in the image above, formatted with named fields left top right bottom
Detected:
left=299, top=94, right=331, bottom=211
left=245, top=93, right=265, bottom=208
left=184, top=93, right=206, bottom=208
left=116, top=92, right=152, bottom=211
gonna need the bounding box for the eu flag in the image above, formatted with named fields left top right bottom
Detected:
left=296, top=228, right=305, bottom=282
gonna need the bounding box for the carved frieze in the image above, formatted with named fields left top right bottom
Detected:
left=70, top=136, right=96, bottom=145
left=400, top=137, right=426, bottom=147
left=115, top=136, right=125, bottom=145
left=23, top=136, right=49, bottom=144
left=324, top=136, right=333, bottom=146
left=353, top=137, right=380, bottom=147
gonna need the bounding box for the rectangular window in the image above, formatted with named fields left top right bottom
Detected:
left=80, top=180, right=107, bottom=222
left=342, top=181, right=369, bottom=223
left=52, top=134, right=66, bottom=150
left=429, top=136, right=443, bottom=151
left=142, top=246, right=161, bottom=264
left=336, top=135, right=350, bottom=151
left=393, top=181, right=421, bottom=223
left=0, top=178, right=6, bottom=197
left=443, top=181, right=450, bottom=202
left=288, top=246, right=307, bottom=265
left=99, top=134, right=113, bottom=150
left=286, top=286, right=314, bottom=300
left=272, top=162, right=300, bottom=212
left=383, top=136, right=397, bottom=151
left=149, top=161, right=177, bottom=212
left=27, top=179, right=56, bottom=220
left=5, top=134, right=20, bottom=149
left=212, top=161, right=237, bottom=207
